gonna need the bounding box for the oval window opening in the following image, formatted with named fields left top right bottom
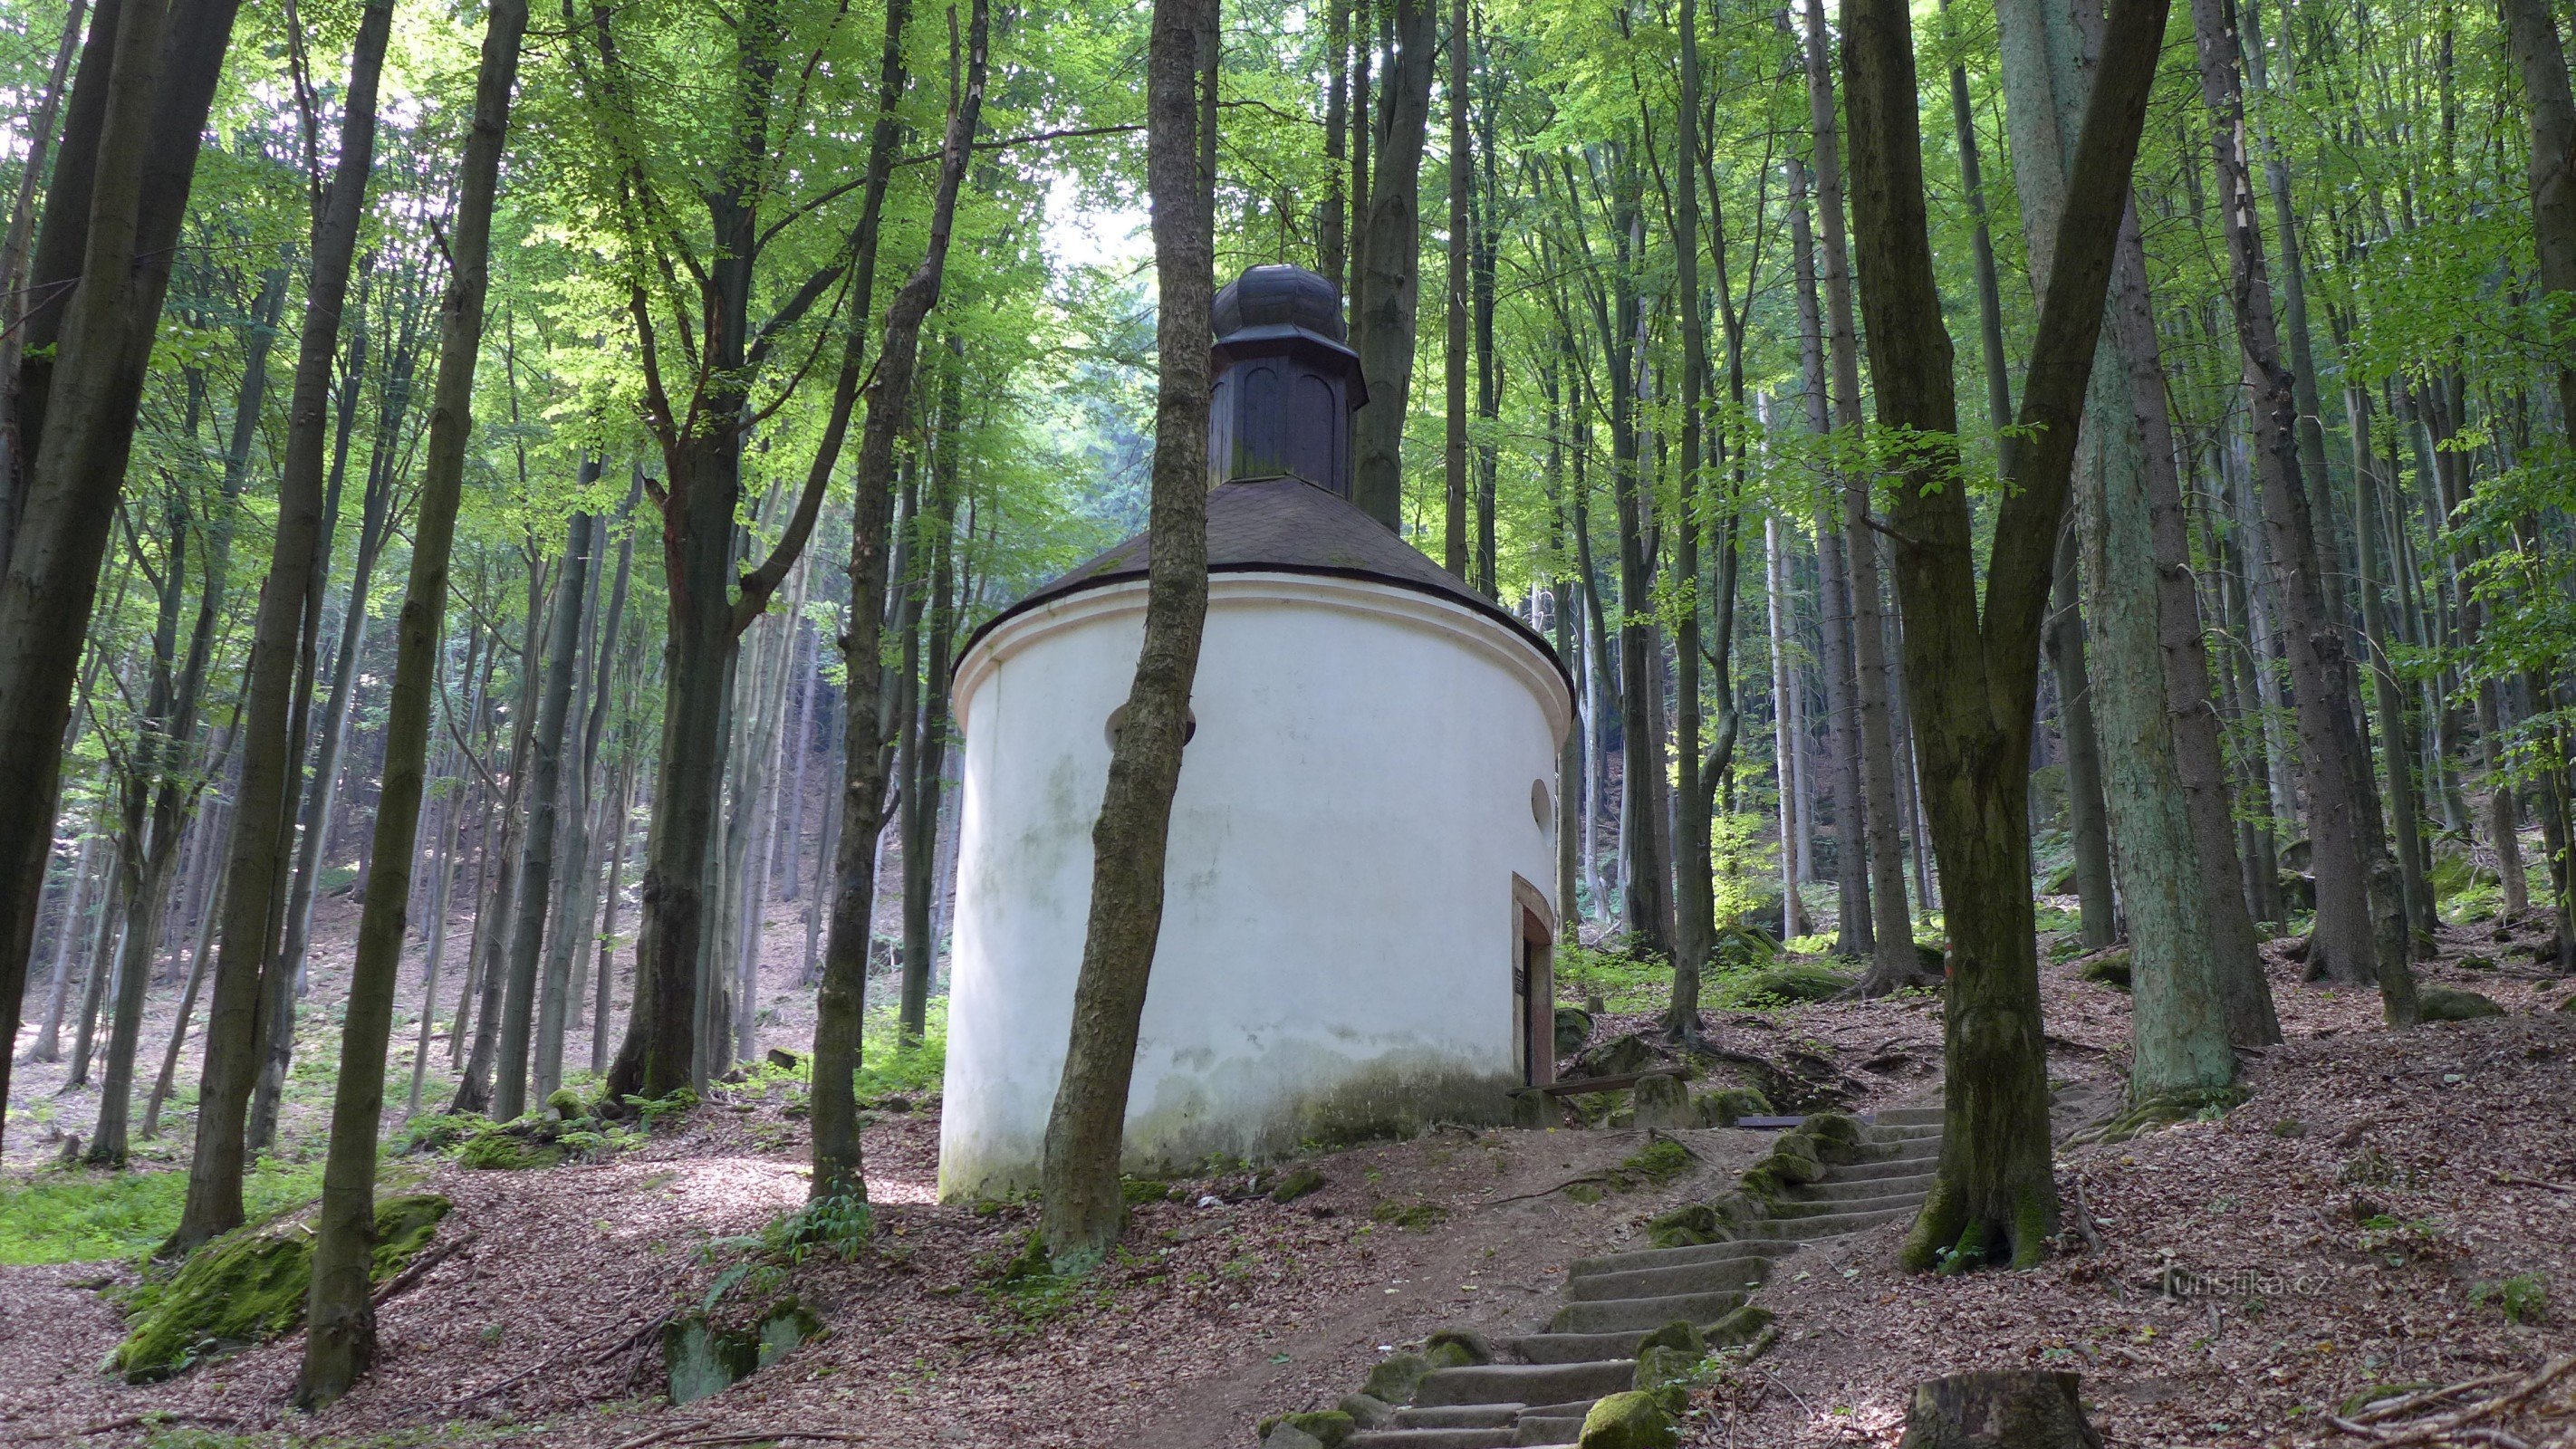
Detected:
left=1531, top=779, right=1552, bottom=828
left=1105, top=704, right=1198, bottom=750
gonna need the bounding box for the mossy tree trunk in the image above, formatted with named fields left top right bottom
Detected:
left=1994, top=0, right=2237, bottom=1099
left=1836, top=0, right=2168, bottom=1270
left=297, top=0, right=524, bottom=1404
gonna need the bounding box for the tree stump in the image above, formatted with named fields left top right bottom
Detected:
left=1896, top=1370, right=2103, bottom=1449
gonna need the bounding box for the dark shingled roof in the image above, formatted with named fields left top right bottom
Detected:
left=958, top=475, right=1567, bottom=685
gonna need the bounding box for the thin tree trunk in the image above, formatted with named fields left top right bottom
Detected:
left=174, top=0, right=389, bottom=1250
left=142, top=852, right=222, bottom=1139
left=298, top=0, right=522, bottom=1395
left=1442, top=0, right=1467, bottom=580
left=2189, top=0, right=2414, bottom=1022
left=455, top=562, right=545, bottom=1106
left=1038, top=0, right=1209, bottom=1268
left=900, top=360, right=962, bottom=1041
left=1792, top=165, right=1873, bottom=959
left=1805, top=0, right=1917, bottom=991
left=30, top=817, right=96, bottom=1061
left=810, top=0, right=988, bottom=1199
left=1348, top=0, right=1435, bottom=529
left=496, top=508, right=593, bottom=1121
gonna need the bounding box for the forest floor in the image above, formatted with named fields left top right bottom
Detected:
left=1, top=897, right=2571, bottom=1447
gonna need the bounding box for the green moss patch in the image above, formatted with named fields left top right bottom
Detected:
left=1714, top=964, right=1855, bottom=1006
left=112, top=1193, right=450, bottom=1383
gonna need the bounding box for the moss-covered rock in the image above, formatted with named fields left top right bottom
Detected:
left=2418, top=987, right=2504, bottom=1022
left=457, top=1123, right=563, bottom=1170
left=1575, top=1033, right=1662, bottom=1079
left=1507, top=1088, right=1552, bottom=1129
left=1554, top=1005, right=1595, bottom=1057
left=1725, top=964, right=1856, bottom=1004
left=545, top=1087, right=587, bottom=1119
left=1423, top=1339, right=1479, bottom=1371
left=1336, top=1394, right=1397, bottom=1428
left=1798, top=1113, right=1864, bottom=1162
left=1257, top=1411, right=1353, bottom=1447
left=1611, top=1138, right=1695, bottom=1190
left=1360, top=1351, right=1429, bottom=1406
left=665, top=1297, right=823, bottom=1405
left=1692, top=1087, right=1772, bottom=1128
left=1580, top=1390, right=1680, bottom=1449
left=112, top=1194, right=451, bottom=1383
left=2078, top=950, right=2132, bottom=990
left=1634, top=1320, right=1704, bottom=1358
left=1634, top=1345, right=1704, bottom=1395
left=1270, top=1166, right=1328, bottom=1204
left=1706, top=1303, right=1774, bottom=1349
left=1261, top=1425, right=1327, bottom=1449
left=1425, top=1329, right=1495, bottom=1366
left=1632, top=1072, right=1693, bottom=1129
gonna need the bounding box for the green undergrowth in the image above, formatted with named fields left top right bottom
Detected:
left=0, top=1157, right=329, bottom=1267
left=1555, top=938, right=1668, bottom=1012
left=852, top=999, right=948, bottom=1102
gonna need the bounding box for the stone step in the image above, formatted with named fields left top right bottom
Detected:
left=1830, top=1150, right=1940, bottom=1182
left=1860, top=1123, right=1943, bottom=1145
left=1550, top=1290, right=1745, bottom=1335
left=1848, top=1140, right=1942, bottom=1169
left=1392, top=1405, right=1523, bottom=1429
left=1872, top=1105, right=1945, bottom=1127
left=1768, top=1189, right=1928, bottom=1220
left=1569, top=1235, right=1800, bottom=1280
left=1742, top=1204, right=1916, bottom=1241
left=1505, top=1329, right=1659, bottom=1365
left=1415, top=1361, right=1638, bottom=1410
left=1514, top=1418, right=1587, bottom=1447
left=1565, top=1253, right=1774, bottom=1303
left=1349, top=1430, right=1514, bottom=1449
left=1791, top=1171, right=1937, bottom=1203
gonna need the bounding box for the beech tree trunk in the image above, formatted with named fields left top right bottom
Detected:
left=298, top=0, right=524, bottom=1398
left=1994, top=0, right=2237, bottom=1097
left=810, top=0, right=988, bottom=1200
left=497, top=509, right=593, bottom=1121
left=1791, top=163, right=1874, bottom=959
left=1038, top=0, right=1212, bottom=1270
left=1348, top=0, right=1435, bottom=529
left=0, top=0, right=244, bottom=1148
left=174, top=0, right=389, bottom=1251
left=2188, top=0, right=2416, bottom=1022
left=1805, top=0, right=1917, bottom=992
left=1838, top=0, right=2167, bottom=1269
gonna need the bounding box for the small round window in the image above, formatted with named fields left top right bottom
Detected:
left=1531, top=779, right=1552, bottom=828
left=1105, top=703, right=1197, bottom=750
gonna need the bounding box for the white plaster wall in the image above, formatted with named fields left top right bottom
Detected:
left=937, top=572, right=1571, bottom=1200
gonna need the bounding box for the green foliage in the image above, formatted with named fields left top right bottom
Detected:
left=2469, top=1272, right=2548, bottom=1324
left=1555, top=939, right=1668, bottom=1012
left=852, top=999, right=948, bottom=1103
left=0, top=1160, right=326, bottom=1267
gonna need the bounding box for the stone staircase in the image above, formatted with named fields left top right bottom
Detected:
left=1343, top=1108, right=1945, bottom=1449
